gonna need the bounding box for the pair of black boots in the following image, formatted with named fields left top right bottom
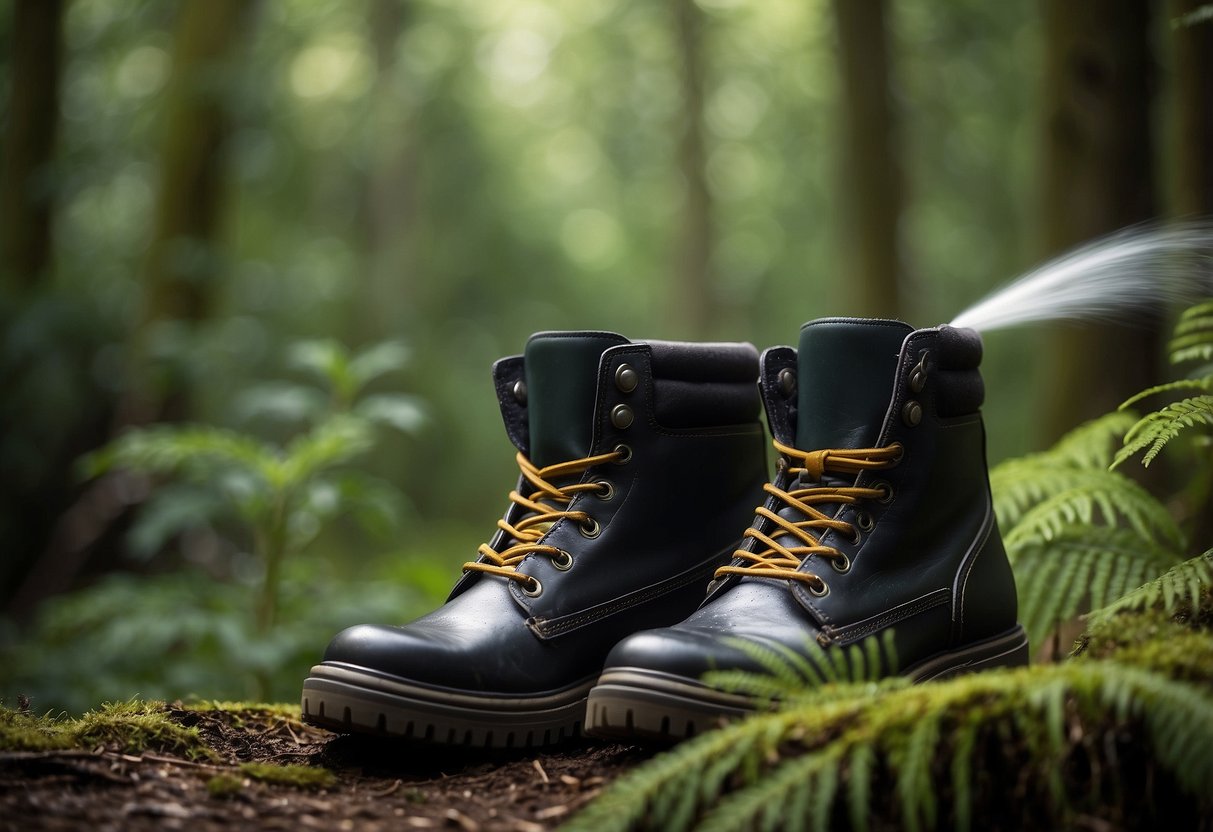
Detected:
left=300, top=318, right=1027, bottom=747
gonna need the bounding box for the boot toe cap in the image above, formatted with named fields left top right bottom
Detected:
left=603, top=626, right=771, bottom=681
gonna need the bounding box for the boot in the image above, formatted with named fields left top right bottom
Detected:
left=301, top=331, right=768, bottom=747
left=586, top=318, right=1027, bottom=740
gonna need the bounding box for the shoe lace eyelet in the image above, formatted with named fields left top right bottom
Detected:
left=830, top=553, right=851, bottom=574
left=613, top=444, right=632, bottom=465
left=888, top=442, right=905, bottom=464
left=552, top=550, right=573, bottom=571
left=522, top=577, right=543, bottom=597
left=873, top=480, right=895, bottom=504
left=579, top=517, right=601, bottom=538
left=809, top=578, right=829, bottom=597
left=595, top=480, right=615, bottom=501
left=855, top=510, right=874, bottom=532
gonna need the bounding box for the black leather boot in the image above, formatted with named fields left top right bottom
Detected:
left=301, top=331, right=767, bottom=747
left=586, top=318, right=1027, bottom=740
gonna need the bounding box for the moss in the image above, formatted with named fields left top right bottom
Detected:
left=206, top=772, right=245, bottom=797
left=0, top=699, right=215, bottom=760
left=188, top=701, right=300, bottom=719
left=0, top=706, right=74, bottom=751
left=238, top=762, right=335, bottom=790
left=73, top=700, right=216, bottom=760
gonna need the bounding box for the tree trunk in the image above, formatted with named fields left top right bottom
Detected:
left=361, top=0, right=417, bottom=339
left=1, top=0, right=65, bottom=292
left=133, top=0, right=250, bottom=422
left=831, top=0, right=904, bottom=319
left=1039, top=0, right=1157, bottom=442
left=1172, top=0, right=1213, bottom=217
left=670, top=0, right=715, bottom=340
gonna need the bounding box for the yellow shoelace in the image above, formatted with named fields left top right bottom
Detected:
left=715, top=439, right=903, bottom=592
left=462, top=447, right=625, bottom=590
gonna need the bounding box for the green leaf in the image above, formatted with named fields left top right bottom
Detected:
left=1114, top=395, right=1213, bottom=468
left=354, top=393, right=427, bottom=434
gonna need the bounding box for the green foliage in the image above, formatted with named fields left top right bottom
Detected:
left=1, top=561, right=431, bottom=714
left=700, top=631, right=901, bottom=703
left=80, top=339, right=422, bottom=677
left=990, top=413, right=1185, bottom=646
left=1114, top=299, right=1213, bottom=468
left=1086, top=550, right=1213, bottom=626
left=568, top=657, right=1213, bottom=832
left=0, top=700, right=214, bottom=760
left=1115, top=396, right=1213, bottom=468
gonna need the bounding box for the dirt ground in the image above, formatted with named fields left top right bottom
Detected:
left=0, top=703, right=655, bottom=831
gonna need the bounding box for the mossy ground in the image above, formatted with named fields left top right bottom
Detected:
left=1, top=697, right=647, bottom=830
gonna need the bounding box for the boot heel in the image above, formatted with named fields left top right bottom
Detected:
left=907, top=625, right=1029, bottom=683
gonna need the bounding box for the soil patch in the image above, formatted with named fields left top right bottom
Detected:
left=1, top=702, right=654, bottom=831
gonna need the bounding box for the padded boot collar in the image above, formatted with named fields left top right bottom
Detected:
left=796, top=318, right=913, bottom=450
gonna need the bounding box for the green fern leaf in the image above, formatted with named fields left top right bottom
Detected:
left=1047, top=411, right=1140, bottom=468
left=1003, top=477, right=1183, bottom=550
left=990, top=412, right=1139, bottom=528
left=1120, top=377, right=1213, bottom=409
left=570, top=660, right=1213, bottom=832
left=1114, top=395, right=1213, bottom=468
left=1086, top=550, right=1213, bottom=625
left=1008, top=526, right=1181, bottom=647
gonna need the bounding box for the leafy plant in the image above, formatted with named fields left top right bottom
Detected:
left=1114, top=299, right=1213, bottom=468
left=78, top=339, right=424, bottom=695
left=1085, top=549, right=1213, bottom=626
left=990, top=413, right=1185, bottom=646
left=568, top=624, right=1213, bottom=832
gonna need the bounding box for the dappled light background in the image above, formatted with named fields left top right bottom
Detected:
left=3, top=0, right=1201, bottom=711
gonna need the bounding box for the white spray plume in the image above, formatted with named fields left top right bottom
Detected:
left=949, top=222, right=1213, bottom=333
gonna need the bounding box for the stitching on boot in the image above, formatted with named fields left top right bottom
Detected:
left=951, top=501, right=995, bottom=644
left=822, top=587, right=951, bottom=644
left=526, top=557, right=722, bottom=639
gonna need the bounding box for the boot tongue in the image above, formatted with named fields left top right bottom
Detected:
left=795, top=319, right=913, bottom=451
left=524, top=331, right=630, bottom=467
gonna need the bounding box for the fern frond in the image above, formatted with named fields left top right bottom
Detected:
left=701, top=632, right=900, bottom=703
left=1114, top=395, right=1213, bottom=468
left=1003, top=477, right=1183, bottom=550
left=989, top=412, right=1138, bottom=528
left=1086, top=550, right=1213, bottom=625
left=1047, top=411, right=1140, bottom=469
left=1169, top=299, right=1213, bottom=365
left=570, top=661, right=1213, bottom=831
left=1120, top=377, right=1213, bottom=409
left=1007, top=525, right=1181, bottom=647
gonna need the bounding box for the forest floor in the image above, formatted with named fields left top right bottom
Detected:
left=0, top=701, right=653, bottom=831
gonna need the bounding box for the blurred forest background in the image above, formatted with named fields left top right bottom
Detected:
left=1, top=0, right=1210, bottom=712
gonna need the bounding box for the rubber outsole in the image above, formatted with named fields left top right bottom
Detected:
left=585, top=625, right=1030, bottom=742
left=300, top=663, right=594, bottom=748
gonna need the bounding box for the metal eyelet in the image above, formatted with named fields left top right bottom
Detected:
left=552, top=550, right=573, bottom=571
left=595, top=480, right=615, bottom=501
left=809, top=579, right=829, bottom=597
left=902, top=401, right=922, bottom=427
left=512, top=379, right=527, bottom=405
left=830, top=553, right=851, bottom=574
left=613, top=444, right=632, bottom=464
left=615, top=364, right=638, bottom=393
left=777, top=367, right=797, bottom=398
left=611, top=404, right=634, bottom=430
left=855, top=510, right=874, bottom=532
left=579, top=517, right=601, bottom=538
left=522, top=577, right=543, bottom=597
left=848, top=527, right=862, bottom=545
left=873, top=481, right=895, bottom=504
left=888, top=443, right=905, bottom=463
